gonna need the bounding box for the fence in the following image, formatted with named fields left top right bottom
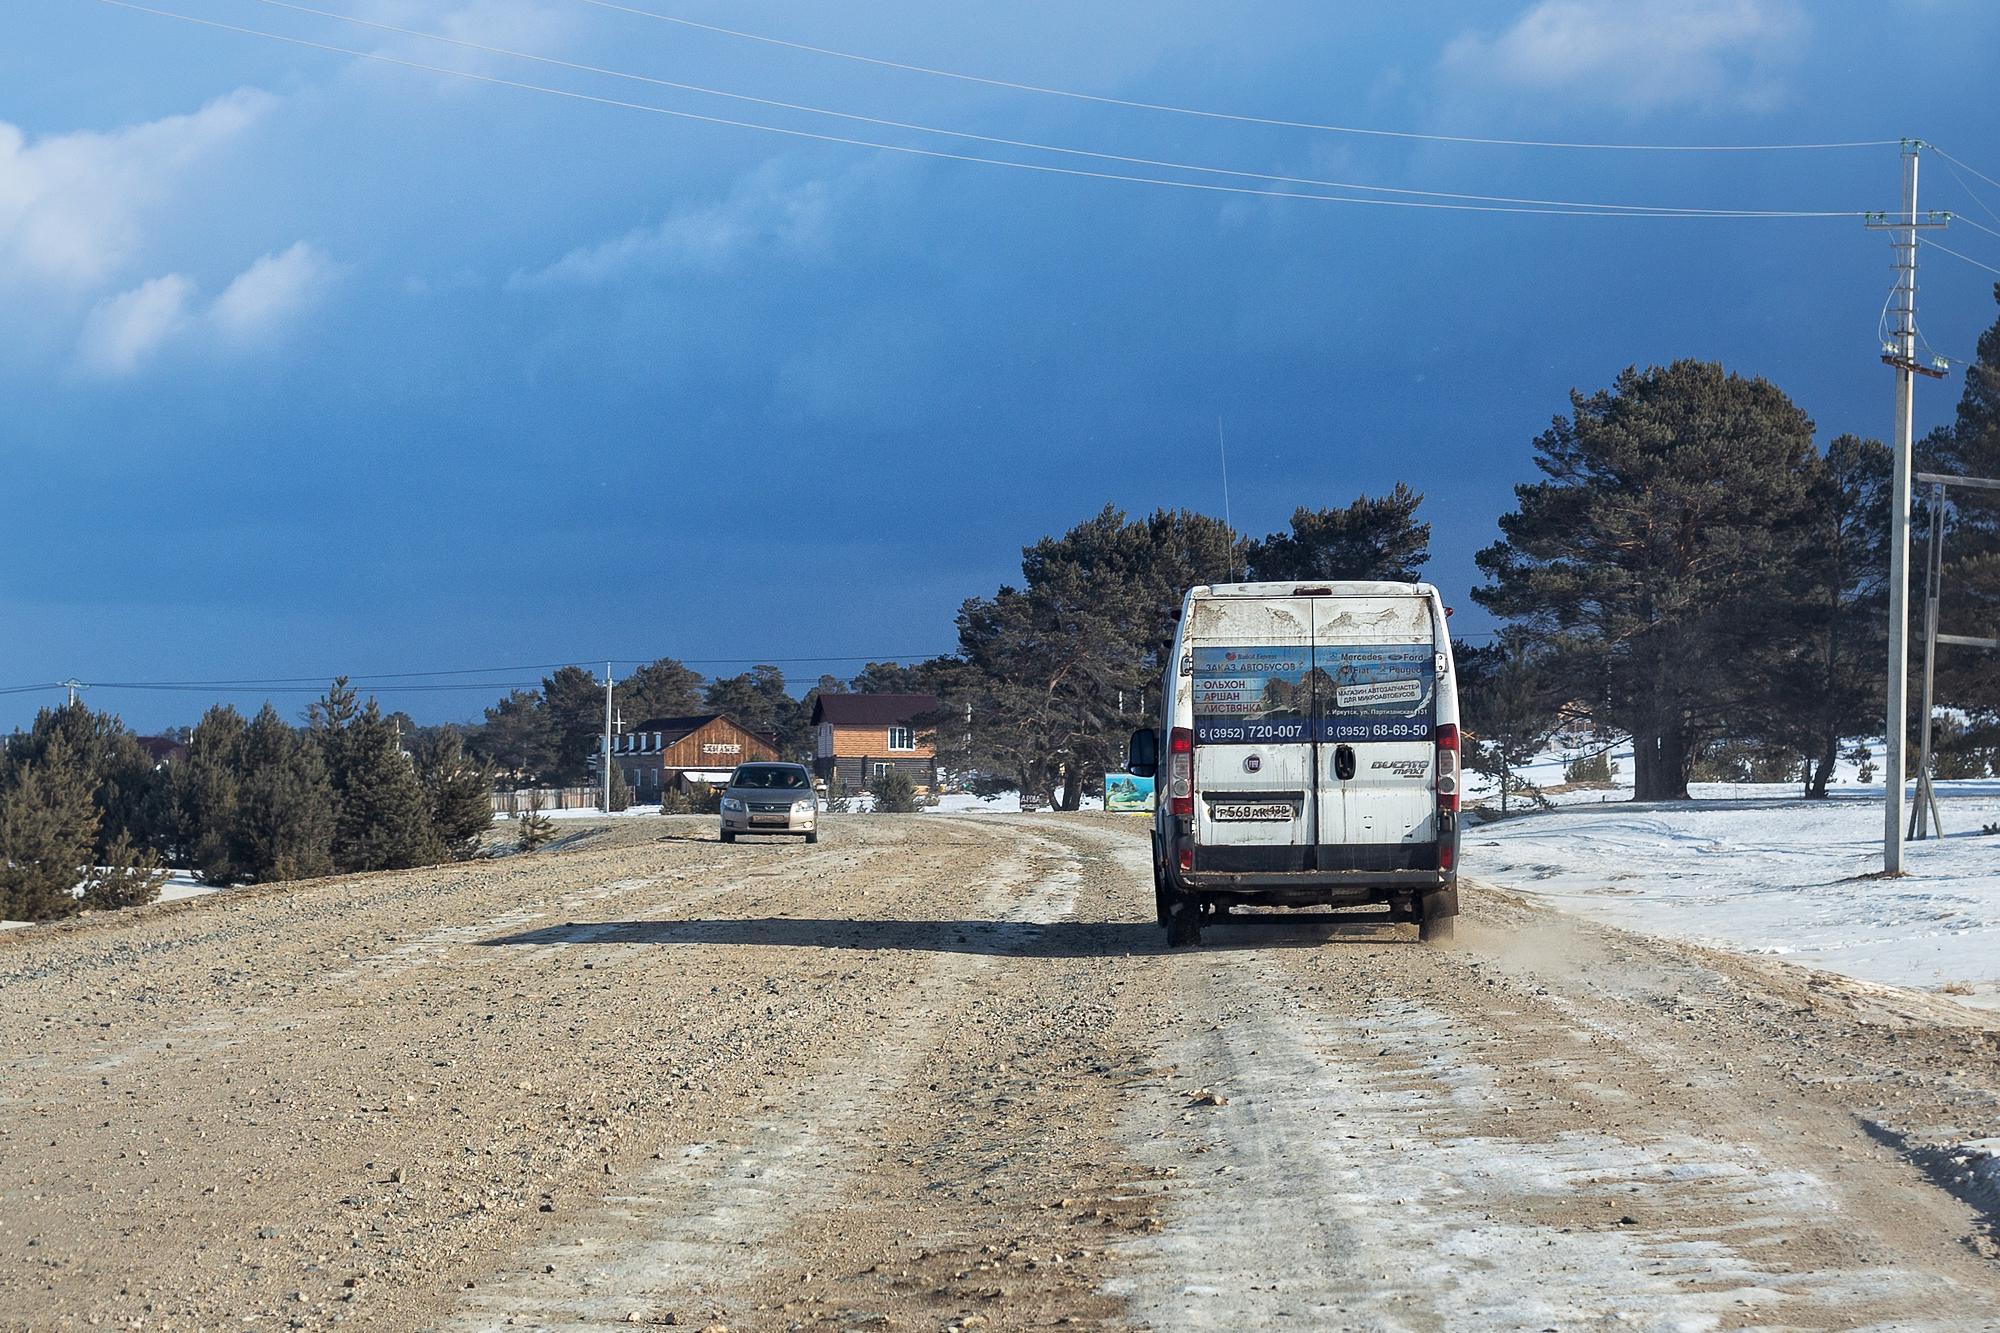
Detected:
left=490, top=786, right=605, bottom=816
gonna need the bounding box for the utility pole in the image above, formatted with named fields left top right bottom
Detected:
left=601, top=662, right=615, bottom=813
left=1866, top=141, right=1950, bottom=874
left=60, top=679, right=85, bottom=707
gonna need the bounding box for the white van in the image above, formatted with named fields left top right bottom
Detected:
left=1127, top=581, right=1461, bottom=946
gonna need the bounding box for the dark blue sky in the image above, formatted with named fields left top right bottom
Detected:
left=6, top=0, right=2000, bottom=732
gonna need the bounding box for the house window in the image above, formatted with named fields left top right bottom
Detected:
left=652, top=732, right=661, bottom=751
left=888, top=726, right=914, bottom=751
left=817, top=722, right=833, bottom=756
left=873, top=762, right=891, bottom=777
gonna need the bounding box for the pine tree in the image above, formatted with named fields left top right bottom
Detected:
left=1455, top=640, right=1557, bottom=815
left=234, top=704, right=335, bottom=882
left=0, top=735, right=98, bottom=921
left=1246, top=484, right=1431, bottom=583
left=330, top=703, right=441, bottom=872
left=872, top=767, right=921, bottom=813
left=79, top=830, right=167, bottom=910
left=604, top=759, right=633, bottom=813
left=166, top=705, right=248, bottom=884
left=3, top=703, right=165, bottom=858
left=616, top=658, right=705, bottom=723
left=517, top=791, right=556, bottom=851
left=416, top=726, right=495, bottom=859
left=1475, top=362, right=1820, bottom=801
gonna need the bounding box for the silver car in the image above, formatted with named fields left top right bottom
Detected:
left=719, top=762, right=819, bottom=843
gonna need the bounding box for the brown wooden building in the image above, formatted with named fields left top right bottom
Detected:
left=593, top=713, right=779, bottom=799
left=811, top=693, right=939, bottom=792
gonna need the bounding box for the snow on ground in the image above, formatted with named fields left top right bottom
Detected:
left=1469, top=782, right=2000, bottom=1011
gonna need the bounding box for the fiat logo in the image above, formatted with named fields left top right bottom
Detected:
left=1245, top=754, right=1262, bottom=773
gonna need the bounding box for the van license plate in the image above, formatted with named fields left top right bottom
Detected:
left=1213, top=803, right=1293, bottom=822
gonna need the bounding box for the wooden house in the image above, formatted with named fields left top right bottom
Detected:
left=811, top=693, right=939, bottom=792
left=593, top=713, right=779, bottom=799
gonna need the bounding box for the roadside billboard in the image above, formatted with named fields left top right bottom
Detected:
left=1104, top=771, right=1155, bottom=814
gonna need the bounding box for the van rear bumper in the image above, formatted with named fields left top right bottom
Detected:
left=1178, top=869, right=1452, bottom=893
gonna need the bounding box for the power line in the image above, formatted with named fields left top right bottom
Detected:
left=232, top=0, right=1863, bottom=218
left=1952, top=215, right=2000, bottom=245
left=1932, top=147, right=2000, bottom=196
left=1922, top=237, right=2000, bottom=278
left=567, top=0, right=1900, bottom=155
left=95, top=1, right=1870, bottom=221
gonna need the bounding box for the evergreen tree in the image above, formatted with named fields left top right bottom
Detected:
left=416, top=726, right=495, bottom=859
left=470, top=688, right=555, bottom=783
left=704, top=666, right=807, bottom=756
left=1245, top=485, right=1431, bottom=584
left=329, top=702, right=441, bottom=872
left=1917, top=285, right=2000, bottom=716
left=540, top=666, right=608, bottom=785
left=872, top=767, right=921, bottom=813
left=604, top=758, right=633, bottom=813
left=616, top=658, right=705, bottom=722
left=1455, top=640, right=1558, bottom=815
left=1475, top=361, right=1820, bottom=801
left=166, top=705, right=248, bottom=884
left=79, top=830, right=167, bottom=911
left=3, top=703, right=163, bottom=857
left=234, top=704, right=335, bottom=881
left=516, top=791, right=556, bottom=851
left=0, top=736, right=99, bottom=920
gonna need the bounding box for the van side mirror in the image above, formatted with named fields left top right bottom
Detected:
left=1127, top=727, right=1159, bottom=779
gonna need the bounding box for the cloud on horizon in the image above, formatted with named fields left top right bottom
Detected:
left=1440, top=0, right=1806, bottom=113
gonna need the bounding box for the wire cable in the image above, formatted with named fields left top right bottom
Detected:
left=234, top=0, right=1860, bottom=217
left=1934, top=154, right=2000, bottom=232
left=1922, top=237, right=2000, bottom=278
left=99, top=0, right=1866, bottom=220
left=567, top=0, right=1901, bottom=154
left=1953, top=215, right=2000, bottom=245
left=1932, top=147, right=2000, bottom=196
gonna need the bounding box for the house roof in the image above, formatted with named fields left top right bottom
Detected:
left=623, top=713, right=777, bottom=751
left=811, top=692, right=940, bottom=727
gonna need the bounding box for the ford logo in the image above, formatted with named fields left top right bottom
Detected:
left=1245, top=754, right=1262, bottom=773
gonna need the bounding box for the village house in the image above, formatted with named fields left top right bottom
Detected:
left=591, top=713, right=779, bottom=799
left=811, top=693, right=939, bottom=793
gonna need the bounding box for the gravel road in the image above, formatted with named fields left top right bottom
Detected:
left=3, top=813, right=1999, bottom=1331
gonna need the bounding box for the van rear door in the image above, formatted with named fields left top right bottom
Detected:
left=1311, top=597, right=1439, bottom=870
left=1187, top=596, right=1315, bottom=872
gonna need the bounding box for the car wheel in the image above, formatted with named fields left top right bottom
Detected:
left=805, top=830, right=819, bottom=844
left=720, top=831, right=736, bottom=844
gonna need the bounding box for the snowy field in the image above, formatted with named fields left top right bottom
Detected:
left=1468, top=744, right=2000, bottom=1012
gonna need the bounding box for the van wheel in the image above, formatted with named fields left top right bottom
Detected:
left=1153, top=876, right=1172, bottom=926
left=1419, top=885, right=1459, bottom=944
left=1166, top=899, right=1203, bottom=948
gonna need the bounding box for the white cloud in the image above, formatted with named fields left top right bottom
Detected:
left=75, top=243, right=341, bottom=377
left=211, top=242, right=340, bottom=343
left=76, top=275, right=195, bottom=376
left=510, top=166, right=838, bottom=289
left=1440, top=1, right=1805, bottom=112
left=0, top=89, right=273, bottom=292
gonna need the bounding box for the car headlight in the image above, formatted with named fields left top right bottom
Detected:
left=792, top=799, right=814, bottom=813
left=720, top=797, right=744, bottom=812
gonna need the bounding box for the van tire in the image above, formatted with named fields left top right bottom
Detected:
left=1166, top=899, right=1203, bottom=948
left=1154, top=877, right=1172, bottom=926
left=1419, top=885, right=1459, bottom=944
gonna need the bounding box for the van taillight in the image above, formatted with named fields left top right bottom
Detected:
left=1435, top=723, right=1460, bottom=814
left=1169, top=727, right=1194, bottom=818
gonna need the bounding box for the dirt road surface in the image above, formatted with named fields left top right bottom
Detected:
left=4, top=813, right=2000, bottom=1331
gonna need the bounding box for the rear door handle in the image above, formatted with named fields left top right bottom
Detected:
left=1334, top=745, right=1356, bottom=780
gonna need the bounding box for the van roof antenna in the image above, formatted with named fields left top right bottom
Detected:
left=1218, top=415, right=1238, bottom=584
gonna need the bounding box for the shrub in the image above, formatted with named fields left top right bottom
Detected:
left=516, top=792, right=556, bottom=851
left=872, top=768, right=921, bottom=813
left=1563, top=751, right=1613, bottom=785
left=661, top=782, right=721, bottom=815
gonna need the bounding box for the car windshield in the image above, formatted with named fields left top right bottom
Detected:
left=732, top=766, right=809, bottom=790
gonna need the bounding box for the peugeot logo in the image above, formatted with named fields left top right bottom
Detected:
left=1245, top=754, right=1262, bottom=773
